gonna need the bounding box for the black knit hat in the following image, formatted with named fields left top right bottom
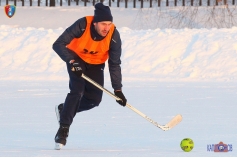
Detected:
left=93, top=3, right=113, bottom=22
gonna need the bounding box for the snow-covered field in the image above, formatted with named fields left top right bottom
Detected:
left=0, top=4, right=237, bottom=156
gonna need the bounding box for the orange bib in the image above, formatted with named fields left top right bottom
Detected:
left=67, top=16, right=115, bottom=64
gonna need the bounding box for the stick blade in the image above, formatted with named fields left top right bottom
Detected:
left=165, top=114, right=182, bottom=130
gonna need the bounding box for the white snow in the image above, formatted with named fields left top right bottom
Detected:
left=0, top=3, right=236, bottom=156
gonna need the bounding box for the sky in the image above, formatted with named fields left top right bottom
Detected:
left=0, top=2, right=237, bottom=157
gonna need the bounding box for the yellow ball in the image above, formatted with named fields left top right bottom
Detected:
left=180, top=138, right=194, bottom=152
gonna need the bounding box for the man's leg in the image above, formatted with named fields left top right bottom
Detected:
left=55, top=59, right=87, bottom=149
left=60, top=61, right=86, bottom=126
left=77, top=63, right=105, bottom=112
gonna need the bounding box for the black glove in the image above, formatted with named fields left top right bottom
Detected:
left=70, top=61, right=83, bottom=78
left=114, top=91, right=127, bottom=107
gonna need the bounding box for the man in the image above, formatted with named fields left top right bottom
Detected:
left=52, top=3, right=127, bottom=150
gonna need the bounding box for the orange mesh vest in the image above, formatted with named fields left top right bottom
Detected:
left=67, top=16, right=115, bottom=64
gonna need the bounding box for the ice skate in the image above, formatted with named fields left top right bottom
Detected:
left=54, top=124, right=69, bottom=150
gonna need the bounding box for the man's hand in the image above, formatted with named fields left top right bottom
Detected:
left=70, top=60, right=83, bottom=77
left=114, top=90, right=127, bottom=107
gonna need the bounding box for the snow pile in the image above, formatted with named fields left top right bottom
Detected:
left=1, top=25, right=237, bottom=81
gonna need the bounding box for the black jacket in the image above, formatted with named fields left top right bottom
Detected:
left=52, top=17, right=122, bottom=90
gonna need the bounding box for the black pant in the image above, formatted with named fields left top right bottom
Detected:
left=60, top=57, right=105, bottom=126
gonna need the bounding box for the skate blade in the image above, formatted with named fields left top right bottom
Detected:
left=55, top=143, right=64, bottom=150
left=55, top=105, right=60, bottom=125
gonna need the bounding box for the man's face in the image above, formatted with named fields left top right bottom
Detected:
left=94, top=21, right=112, bottom=37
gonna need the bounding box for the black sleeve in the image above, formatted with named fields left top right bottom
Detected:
left=108, top=28, right=123, bottom=90
left=52, top=17, right=87, bottom=63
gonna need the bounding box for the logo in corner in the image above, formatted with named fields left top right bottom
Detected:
left=4, top=5, right=16, bottom=18
left=207, top=141, right=233, bottom=152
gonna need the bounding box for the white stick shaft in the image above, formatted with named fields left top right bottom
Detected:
left=81, top=73, right=164, bottom=129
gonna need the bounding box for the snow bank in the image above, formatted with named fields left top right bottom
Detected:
left=1, top=25, right=237, bottom=82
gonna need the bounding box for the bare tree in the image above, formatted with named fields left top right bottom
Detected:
left=132, top=0, right=237, bottom=29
